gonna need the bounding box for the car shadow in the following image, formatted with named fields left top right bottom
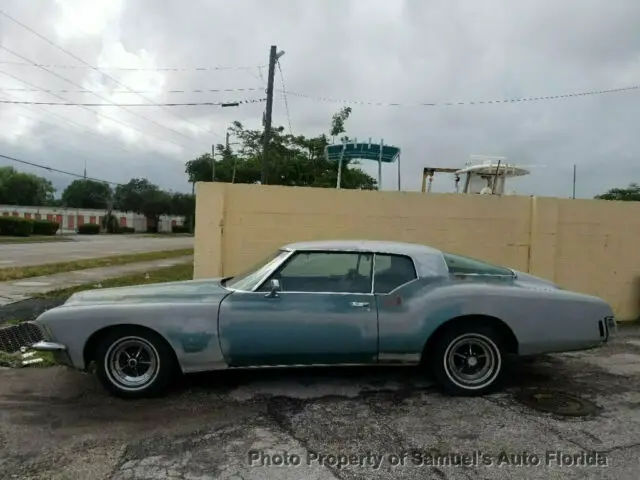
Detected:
left=170, top=357, right=561, bottom=398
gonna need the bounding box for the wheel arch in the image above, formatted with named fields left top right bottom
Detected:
left=83, top=324, right=181, bottom=371
left=420, top=314, right=519, bottom=365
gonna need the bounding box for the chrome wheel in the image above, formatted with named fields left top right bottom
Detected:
left=443, top=333, right=501, bottom=390
left=104, top=336, right=160, bottom=392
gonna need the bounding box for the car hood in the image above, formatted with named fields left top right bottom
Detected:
left=63, top=278, right=231, bottom=306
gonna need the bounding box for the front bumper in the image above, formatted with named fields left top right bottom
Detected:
left=599, top=315, right=617, bottom=342
left=31, top=341, right=67, bottom=352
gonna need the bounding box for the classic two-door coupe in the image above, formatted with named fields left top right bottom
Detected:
left=29, top=240, right=616, bottom=399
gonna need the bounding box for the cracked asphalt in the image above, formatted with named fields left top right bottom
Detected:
left=1, top=327, right=640, bottom=479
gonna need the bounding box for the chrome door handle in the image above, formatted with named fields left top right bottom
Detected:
left=350, top=301, right=369, bottom=308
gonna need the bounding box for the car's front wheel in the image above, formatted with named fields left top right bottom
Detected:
left=94, top=327, right=177, bottom=399
left=431, top=324, right=505, bottom=396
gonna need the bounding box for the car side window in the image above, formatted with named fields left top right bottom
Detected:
left=374, top=254, right=417, bottom=294
left=264, top=251, right=373, bottom=293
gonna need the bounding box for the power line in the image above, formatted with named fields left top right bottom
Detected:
left=0, top=60, right=267, bottom=72
left=0, top=89, right=135, bottom=156
left=0, top=86, right=264, bottom=94
left=0, top=68, right=197, bottom=151
left=276, top=60, right=293, bottom=136
left=0, top=98, right=266, bottom=107
left=284, top=84, right=640, bottom=107
left=0, top=9, right=226, bottom=140
left=0, top=44, right=204, bottom=149
left=0, top=153, right=121, bottom=185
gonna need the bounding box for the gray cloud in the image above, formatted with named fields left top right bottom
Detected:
left=0, top=0, right=638, bottom=199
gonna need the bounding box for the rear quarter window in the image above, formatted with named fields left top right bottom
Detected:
left=442, top=253, right=513, bottom=276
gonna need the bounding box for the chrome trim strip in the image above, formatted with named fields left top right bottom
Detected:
left=30, top=341, right=66, bottom=352
left=226, top=361, right=378, bottom=369
left=452, top=273, right=515, bottom=278
left=231, top=290, right=375, bottom=296
left=223, top=362, right=430, bottom=370
left=250, top=249, right=295, bottom=292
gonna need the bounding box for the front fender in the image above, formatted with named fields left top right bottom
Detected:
left=32, top=302, right=228, bottom=373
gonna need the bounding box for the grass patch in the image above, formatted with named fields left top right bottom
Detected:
left=2, top=319, right=23, bottom=326
left=0, top=248, right=193, bottom=282
left=36, top=262, right=194, bottom=300
left=0, top=235, right=71, bottom=244
left=0, top=350, right=57, bottom=368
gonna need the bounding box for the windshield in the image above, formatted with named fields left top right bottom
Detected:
left=225, top=249, right=290, bottom=291
left=442, top=252, right=514, bottom=276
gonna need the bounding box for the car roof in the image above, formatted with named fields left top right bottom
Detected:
left=282, top=239, right=442, bottom=257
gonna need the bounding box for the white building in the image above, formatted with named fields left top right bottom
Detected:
left=0, top=205, right=186, bottom=234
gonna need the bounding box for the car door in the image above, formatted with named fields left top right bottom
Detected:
left=218, top=250, right=378, bottom=367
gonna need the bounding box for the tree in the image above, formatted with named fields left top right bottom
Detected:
left=184, top=109, right=376, bottom=190
left=0, top=166, right=55, bottom=206
left=114, top=178, right=172, bottom=229
left=169, top=192, right=195, bottom=217
left=595, top=183, right=640, bottom=202
left=114, top=178, right=156, bottom=214
left=330, top=106, right=352, bottom=143
left=61, top=179, right=112, bottom=209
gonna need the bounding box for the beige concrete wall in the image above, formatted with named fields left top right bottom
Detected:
left=194, top=182, right=640, bottom=321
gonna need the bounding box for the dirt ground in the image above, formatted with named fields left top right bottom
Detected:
left=1, top=326, right=639, bottom=480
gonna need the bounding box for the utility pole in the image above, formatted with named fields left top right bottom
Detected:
left=572, top=164, right=577, bottom=199
left=261, top=45, right=284, bottom=185
left=211, top=144, right=215, bottom=182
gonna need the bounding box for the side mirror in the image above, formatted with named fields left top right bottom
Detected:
left=265, top=278, right=281, bottom=298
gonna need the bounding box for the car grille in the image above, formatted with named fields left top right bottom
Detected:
left=0, top=322, right=44, bottom=354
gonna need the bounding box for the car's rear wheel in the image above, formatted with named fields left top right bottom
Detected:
left=94, top=327, right=176, bottom=399
left=431, top=325, right=505, bottom=396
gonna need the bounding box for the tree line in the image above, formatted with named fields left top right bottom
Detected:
left=0, top=166, right=194, bottom=226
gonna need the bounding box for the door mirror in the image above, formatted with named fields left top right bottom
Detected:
left=265, top=278, right=281, bottom=297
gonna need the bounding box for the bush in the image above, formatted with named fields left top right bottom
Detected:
left=0, top=217, right=33, bottom=237
left=101, top=213, right=120, bottom=234
left=121, top=226, right=135, bottom=233
left=77, top=224, right=100, bottom=235
left=171, top=225, right=190, bottom=233
left=32, top=220, right=59, bottom=236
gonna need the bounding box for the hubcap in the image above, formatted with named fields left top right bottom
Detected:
left=105, top=336, right=160, bottom=391
left=444, top=333, right=500, bottom=389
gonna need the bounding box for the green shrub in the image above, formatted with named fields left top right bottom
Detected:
left=77, top=223, right=100, bottom=235
left=0, top=217, right=33, bottom=237
left=171, top=225, right=190, bottom=233
left=101, top=213, right=120, bottom=234
left=32, top=220, right=59, bottom=236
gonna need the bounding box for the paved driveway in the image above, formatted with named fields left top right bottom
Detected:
left=1, top=328, right=639, bottom=479
left=0, top=235, right=193, bottom=268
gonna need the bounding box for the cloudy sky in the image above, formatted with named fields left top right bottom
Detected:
left=0, top=0, right=638, bottom=198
